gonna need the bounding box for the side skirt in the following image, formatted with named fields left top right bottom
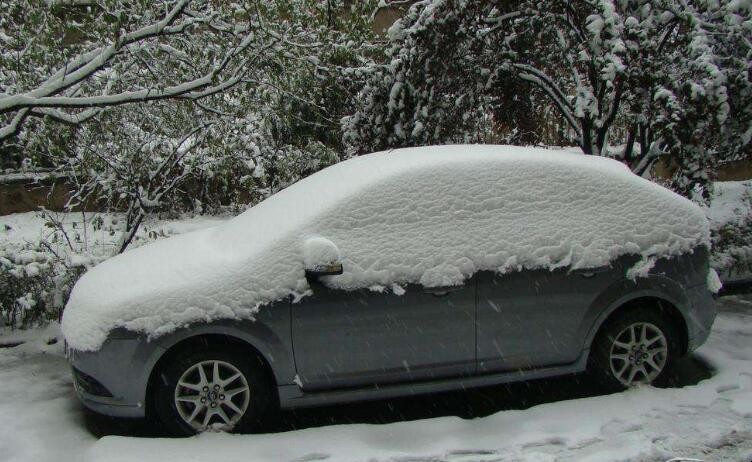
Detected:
left=278, top=350, right=590, bottom=410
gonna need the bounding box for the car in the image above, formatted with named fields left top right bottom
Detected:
left=62, top=145, right=718, bottom=436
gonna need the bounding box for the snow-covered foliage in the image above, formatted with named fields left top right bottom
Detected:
left=2, top=0, right=378, bottom=254
left=62, top=145, right=709, bottom=351
left=1, top=1, right=257, bottom=148
left=707, top=180, right=752, bottom=283
left=344, top=0, right=752, bottom=196
left=0, top=0, right=376, bottom=162
left=65, top=101, right=341, bottom=254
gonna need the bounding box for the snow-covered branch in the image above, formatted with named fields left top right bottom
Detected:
left=0, top=1, right=285, bottom=145
left=0, top=1, right=191, bottom=114
left=29, top=108, right=102, bottom=125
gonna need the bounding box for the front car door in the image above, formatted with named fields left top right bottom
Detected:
left=291, top=280, right=476, bottom=390
left=288, top=148, right=523, bottom=390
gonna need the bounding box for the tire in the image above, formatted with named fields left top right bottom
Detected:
left=588, top=307, right=681, bottom=391
left=154, top=346, right=273, bottom=436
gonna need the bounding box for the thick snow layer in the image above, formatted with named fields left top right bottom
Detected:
left=302, top=236, right=341, bottom=269
left=708, top=268, right=723, bottom=294
left=62, top=145, right=710, bottom=351
left=3, top=296, right=752, bottom=462
left=626, top=257, right=656, bottom=281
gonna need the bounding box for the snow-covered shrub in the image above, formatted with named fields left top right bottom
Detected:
left=712, top=219, right=752, bottom=283
left=0, top=256, right=84, bottom=329
left=0, top=213, right=90, bottom=328
left=708, top=182, right=752, bottom=282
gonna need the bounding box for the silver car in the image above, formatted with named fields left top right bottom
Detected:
left=65, top=147, right=717, bottom=436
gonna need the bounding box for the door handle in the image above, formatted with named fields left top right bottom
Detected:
left=573, top=267, right=610, bottom=278
left=424, top=286, right=463, bottom=297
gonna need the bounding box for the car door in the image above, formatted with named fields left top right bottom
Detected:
left=476, top=263, right=624, bottom=373
left=291, top=278, right=477, bottom=390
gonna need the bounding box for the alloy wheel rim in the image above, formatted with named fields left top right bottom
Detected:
left=608, top=322, right=668, bottom=386
left=174, top=360, right=251, bottom=432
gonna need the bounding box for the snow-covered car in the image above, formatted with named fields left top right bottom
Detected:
left=62, top=145, right=718, bottom=436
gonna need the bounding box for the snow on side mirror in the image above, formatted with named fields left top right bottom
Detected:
left=302, top=236, right=343, bottom=283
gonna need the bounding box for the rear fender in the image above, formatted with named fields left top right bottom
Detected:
left=580, top=274, right=690, bottom=353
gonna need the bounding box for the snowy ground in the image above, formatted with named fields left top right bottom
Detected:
left=1, top=296, right=750, bottom=462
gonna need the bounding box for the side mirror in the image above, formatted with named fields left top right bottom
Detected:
left=305, top=262, right=343, bottom=283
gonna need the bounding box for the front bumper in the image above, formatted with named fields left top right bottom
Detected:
left=67, top=336, right=160, bottom=418
left=73, top=381, right=145, bottom=418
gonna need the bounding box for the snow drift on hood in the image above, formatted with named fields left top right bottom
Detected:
left=62, top=145, right=710, bottom=351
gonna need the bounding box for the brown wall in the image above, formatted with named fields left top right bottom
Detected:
left=373, top=2, right=417, bottom=35
left=715, top=159, right=752, bottom=181
left=0, top=175, right=74, bottom=215
left=653, top=157, right=752, bottom=182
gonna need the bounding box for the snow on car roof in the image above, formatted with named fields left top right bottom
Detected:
left=62, top=145, right=710, bottom=351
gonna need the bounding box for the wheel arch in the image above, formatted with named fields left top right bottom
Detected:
left=582, top=276, right=691, bottom=359
left=143, top=328, right=285, bottom=419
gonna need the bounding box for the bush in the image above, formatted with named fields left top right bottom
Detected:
left=0, top=242, right=84, bottom=329
left=710, top=185, right=752, bottom=282
left=1, top=210, right=122, bottom=328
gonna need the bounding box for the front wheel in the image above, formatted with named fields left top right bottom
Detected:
left=154, top=347, right=271, bottom=436
left=589, top=308, right=681, bottom=390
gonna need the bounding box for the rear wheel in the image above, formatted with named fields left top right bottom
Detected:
left=589, top=308, right=680, bottom=390
left=154, top=347, right=272, bottom=436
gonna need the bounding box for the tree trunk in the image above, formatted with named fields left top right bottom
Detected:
left=580, top=118, right=594, bottom=155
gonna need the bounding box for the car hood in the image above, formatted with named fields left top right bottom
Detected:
left=61, top=225, right=308, bottom=351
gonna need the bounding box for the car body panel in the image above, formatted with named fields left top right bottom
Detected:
left=277, top=352, right=591, bottom=409
left=69, top=336, right=159, bottom=418
left=291, top=280, right=477, bottom=390
left=69, top=300, right=294, bottom=418
left=580, top=248, right=712, bottom=352
left=68, top=251, right=717, bottom=419
left=476, top=262, right=624, bottom=372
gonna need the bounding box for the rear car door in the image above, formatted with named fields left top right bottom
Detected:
left=476, top=264, right=624, bottom=373
left=291, top=279, right=477, bottom=390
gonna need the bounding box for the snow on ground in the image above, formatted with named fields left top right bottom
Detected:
left=1, top=296, right=750, bottom=462
left=62, top=145, right=710, bottom=351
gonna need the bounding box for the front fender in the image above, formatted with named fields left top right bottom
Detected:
left=141, top=301, right=295, bottom=405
